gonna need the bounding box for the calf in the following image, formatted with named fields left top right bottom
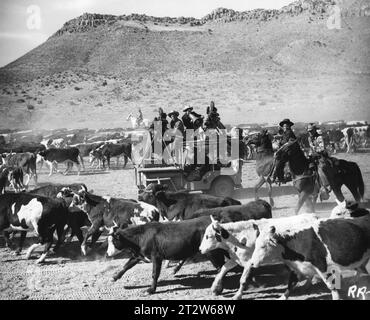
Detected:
left=93, top=143, right=132, bottom=169
left=0, top=167, right=25, bottom=193
left=29, top=183, right=88, bottom=198
left=0, top=193, right=69, bottom=262
left=89, top=148, right=107, bottom=170
left=247, top=214, right=370, bottom=300
left=8, top=167, right=25, bottom=192
left=2, top=152, right=37, bottom=187
left=199, top=214, right=319, bottom=299
left=29, top=183, right=91, bottom=244
left=107, top=217, right=215, bottom=294
left=40, top=138, right=66, bottom=149
left=71, top=189, right=160, bottom=255
left=139, top=183, right=241, bottom=220
left=107, top=200, right=271, bottom=295
left=0, top=167, right=10, bottom=194
left=38, top=148, right=84, bottom=176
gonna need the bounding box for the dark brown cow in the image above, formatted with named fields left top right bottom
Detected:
left=138, top=183, right=241, bottom=220
left=38, top=148, right=84, bottom=176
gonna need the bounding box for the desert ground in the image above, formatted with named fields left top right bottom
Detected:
left=0, top=151, right=369, bottom=300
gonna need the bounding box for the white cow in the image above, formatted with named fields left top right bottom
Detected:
left=199, top=214, right=319, bottom=299
left=248, top=215, right=370, bottom=300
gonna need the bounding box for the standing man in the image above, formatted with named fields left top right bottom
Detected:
left=167, top=110, right=185, bottom=164
left=182, top=106, right=194, bottom=130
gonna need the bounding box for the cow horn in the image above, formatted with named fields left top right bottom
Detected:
left=210, top=215, right=217, bottom=224
left=113, top=220, right=118, bottom=228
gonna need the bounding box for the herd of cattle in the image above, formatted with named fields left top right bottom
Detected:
left=0, top=125, right=369, bottom=300
left=0, top=177, right=369, bottom=300
left=0, top=136, right=132, bottom=192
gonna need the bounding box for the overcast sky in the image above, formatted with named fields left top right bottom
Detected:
left=0, top=0, right=293, bottom=67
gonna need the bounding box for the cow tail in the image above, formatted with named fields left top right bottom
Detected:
left=355, top=163, right=365, bottom=199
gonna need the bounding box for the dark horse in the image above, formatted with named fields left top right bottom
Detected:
left=246, top=130, right=275, bottom=207
left=316, top=151, right=364, bottom=203
left=271, top=140, right=319, bottom=214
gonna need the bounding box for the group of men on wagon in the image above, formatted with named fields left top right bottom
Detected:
left=143, top=102, right=329, bottom=183
left=148, top=101, right=225, bottom=137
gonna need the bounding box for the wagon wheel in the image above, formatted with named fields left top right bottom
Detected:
left=210, top=176, right=234, bottom=198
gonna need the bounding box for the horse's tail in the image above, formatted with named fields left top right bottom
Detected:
left=354, top=163, right=365, bottom=199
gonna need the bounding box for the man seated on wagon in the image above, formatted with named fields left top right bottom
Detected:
left=203, top=101, right=226, bottom=131
left=182, top=106, right=204, bottom=131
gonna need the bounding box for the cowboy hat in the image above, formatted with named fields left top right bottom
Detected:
left=279, top=119, right=294, bottom=127
left=183, top=106, right=193, bottom=112
left=168, top=110, right=179, bottom=117
left=307, top=123, right=317, bottom=131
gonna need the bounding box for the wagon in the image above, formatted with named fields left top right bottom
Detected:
left=131, top=129, right=243, bottom=198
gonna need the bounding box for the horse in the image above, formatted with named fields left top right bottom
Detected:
left=271, top=140, right=319, bottom=214
left=127, top=113, right=150, bottom=129
left=316, top=151, right=364, bottom=203
left=245, top=130, right=275, bottom=207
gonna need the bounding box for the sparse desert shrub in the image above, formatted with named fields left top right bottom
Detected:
left=16, top=99, right=25, bottom=103
left=74, top=86, right=82, bottom=90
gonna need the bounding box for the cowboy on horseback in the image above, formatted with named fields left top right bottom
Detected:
left=307, top=123, right=325, bottom=155
left=272, top=119, right=297, bottom=183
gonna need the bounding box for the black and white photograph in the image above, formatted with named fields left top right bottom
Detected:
left=0, top=0, right=370, bottom=303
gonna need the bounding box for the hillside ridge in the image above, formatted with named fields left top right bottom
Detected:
left=53, top=0, right=336, bottom=36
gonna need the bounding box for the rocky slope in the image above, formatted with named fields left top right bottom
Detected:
left=0, top=0, right=369, bottom=130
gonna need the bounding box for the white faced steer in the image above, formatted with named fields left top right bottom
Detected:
left=248, top=214, right=370, bottom=300
left=199, top=214, right=320, bottom=300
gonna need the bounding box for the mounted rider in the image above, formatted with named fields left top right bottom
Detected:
left=137, top=108, right=143, bottom=126
left=278, top=118, right=297, bottom=146
left=272, top=119, right=297, bottom=183
left=307, top=123, right=325, bottom=155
